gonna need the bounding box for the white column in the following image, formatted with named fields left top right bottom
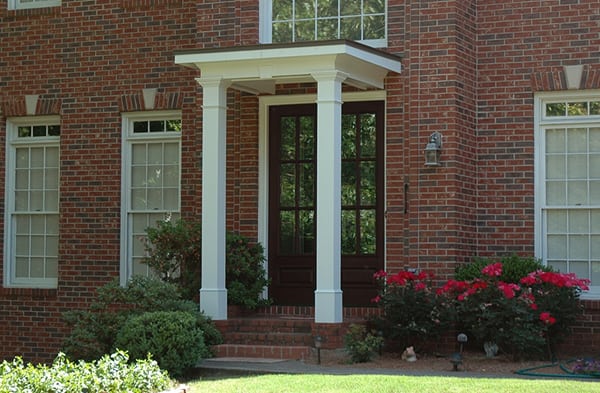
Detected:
left=197, top=76, right=231, bottom=320
left=312, top=70, right=347, bottom=323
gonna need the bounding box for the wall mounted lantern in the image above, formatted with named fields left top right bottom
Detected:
left=424, top=132, right=442, bottom=166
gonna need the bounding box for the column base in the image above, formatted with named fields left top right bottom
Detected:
left=200, top=288, right=228, bottom=320
left=314, top=290, right=343, bottom=323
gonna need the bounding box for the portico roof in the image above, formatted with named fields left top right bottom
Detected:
left=174, top=40, right=402, bottom=94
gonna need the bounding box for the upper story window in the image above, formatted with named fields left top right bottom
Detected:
left=8, top=0, right=61, bottom=10
left=260, top=0, right=387, bottom=48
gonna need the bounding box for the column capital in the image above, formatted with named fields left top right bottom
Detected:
left=310, top=70, right=349, bottom=84
left=195, top=76, right=232, bottom=89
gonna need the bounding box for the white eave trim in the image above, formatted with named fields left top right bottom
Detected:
left=174, top=40, right=402, bottom=93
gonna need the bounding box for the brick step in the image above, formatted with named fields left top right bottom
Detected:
left=213, top=344, right=312, bottom=360
left=226, top=317, right=313, bottom=334
left=222, top=331, right=314, bottom=346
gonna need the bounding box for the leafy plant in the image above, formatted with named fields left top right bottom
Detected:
left=115, top=311, right=207, bottom=377
left=455, top=255, right=550, bottom=283
left=440, top=261, right=589, bottom=360
left=0, top=350, right=173, bottom=393
left=63, top=276, right=222, bottom=362
left=371, top=270, right=453, bottom=351
left=344, top=324, right=384, bottom=363
left=143, top=218, right=271, bottom=309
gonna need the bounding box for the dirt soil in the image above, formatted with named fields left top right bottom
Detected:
left=314, top=350, right=572, bottom=377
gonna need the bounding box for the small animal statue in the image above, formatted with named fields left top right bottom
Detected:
left=401, top=346, right=417, bottom=362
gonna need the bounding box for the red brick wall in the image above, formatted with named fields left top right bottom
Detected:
left=1, top=0, right=600, bottom=361
left=0, top=0, right=202, bottom=362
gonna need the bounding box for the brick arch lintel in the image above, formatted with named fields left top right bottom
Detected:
left=0, top=95, right=61, bottom=117
left=532, top=64, right=600, bottom=92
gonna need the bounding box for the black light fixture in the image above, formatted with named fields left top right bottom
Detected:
left=314, top=335, right=323, bottom=364
left=424, top=132, right=442, bottom=166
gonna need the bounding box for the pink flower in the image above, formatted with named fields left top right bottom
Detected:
left=373, top=270, right=387, bottom=280
left=540, top=312, right=557, bottom=325
left=371, top=295, right=381, bottom=304
left=414, top=282, right=427, bottom=292
left=482, top=262, right=503, bottom=277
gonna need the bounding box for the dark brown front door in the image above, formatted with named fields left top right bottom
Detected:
left=268, top=102, right=384, bottom=306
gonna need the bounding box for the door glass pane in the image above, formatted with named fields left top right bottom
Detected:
left=342, top=114, right=356, bottom=159
left=591, top=181, right=600, bottom=204
left=341, top=162, right=356, bottom=205
left=590, top=128, right=600, bottom=151
left=299, top=116, right=314, bottom=160
left=360, top=209, right=376, bottom=254
left=360, top=162, right=376, bottom=205
left=279, top=211, right=295, bottom=254
left=299, top=163, right=314, bottom=207
left=132, top=144, right=147, bottom=164
left=590, top=154, right=600, bottom=177
left=30, top=147, right=44, bottom=167
left=299, top=210, right=315, bottom=254
left=280, top=117, right=296, bottom=160
left=280, top=164, right=296, bottom=207
left=360, top=113, right=376, bottom=157
left=341, top=210, right=356, bottom=254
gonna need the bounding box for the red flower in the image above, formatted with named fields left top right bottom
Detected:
left=373, top=270, right=387, bottom=280
left=414, top=282, right=427, bottom=292
left=540, top=312, right=557, bottom=325
left=497, top=282, right=520, bottom=299
left=482, top=262, right=503, bottom=277
left=371, top=295, right=381, bottom=304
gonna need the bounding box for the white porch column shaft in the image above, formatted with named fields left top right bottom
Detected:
left=312, top=70, right=347, bottom=323
left=197, top=76, right=231, bottom=320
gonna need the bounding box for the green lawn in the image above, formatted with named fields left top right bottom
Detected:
left=188, top=373, right=599, bottom=393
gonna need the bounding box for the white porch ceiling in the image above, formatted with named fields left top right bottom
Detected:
left=174, top=40, right=402, bottom=94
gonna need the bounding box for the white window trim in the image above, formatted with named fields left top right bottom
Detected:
left=258, top=0, right=387, bottom=48
left=8, top=0, right=60, bottom=10
left=120, top=110, right=182, bottom=286
left=535, top=90, right=600, bottom=299
left=4, top=115, right=60, bottom=288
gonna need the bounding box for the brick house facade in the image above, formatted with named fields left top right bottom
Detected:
left=1, top=0, right=599, bottom=362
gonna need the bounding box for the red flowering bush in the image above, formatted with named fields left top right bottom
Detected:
left=371, top=270, right=453, bottom=351
left=439, top=261, right=590, bottom=360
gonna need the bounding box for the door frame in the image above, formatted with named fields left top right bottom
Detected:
left=258, top=90, right=387, bottom=303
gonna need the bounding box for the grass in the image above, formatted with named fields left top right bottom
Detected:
left=188, top=373, right=599, bottom=393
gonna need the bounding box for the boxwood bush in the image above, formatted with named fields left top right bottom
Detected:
left=63, top=276, right=222, bottom=371
left=115, top=311, right=207, bottom=377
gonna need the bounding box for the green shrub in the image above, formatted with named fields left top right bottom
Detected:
left=0, top=350, right=172, bottom=393
left=455, top=255, right=550, bottom=283
left=441, top=261, right=589, bottom=360
left=344, top=324, right=384, bottom=363
left=371, top=270, right=454, bottom=351
left=63, top=276, right=222, bottom=362
left=115, top=311, right=207, bottom=377
left=143, top=218, right=271, bottom=309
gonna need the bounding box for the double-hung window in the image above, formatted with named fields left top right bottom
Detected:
left=4, top=117, right=60, bottom=288
left=536, top=93, right=600, bottom=297
left=121, top=112, right=181, bottom=281
left=8, top=0, right=61, bottom=10
left=260, top=0, right=387, bottom=47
